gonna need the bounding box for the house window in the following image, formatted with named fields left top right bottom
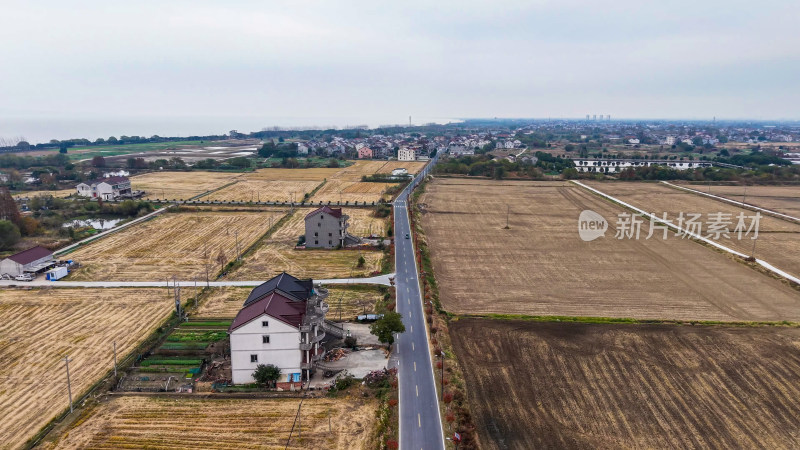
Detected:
left=262, top=320, right=269, bottom=327
left=315, top=240, right=318, bottom=245
left=314, top=232, right=318, bottom=237
left=328, top=232, right=332, bottom=237
left=262, top=335, right=270, bottom=344
left=328, top=240, right=332, bottom=245
left=318, top=223, right=321, bottom=227
left=250, top=354, right=258, bottom=363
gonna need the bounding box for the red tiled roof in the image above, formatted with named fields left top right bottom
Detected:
left=305, top=206, right=342, bottom=220
left=229, top=291, right=306, bottom=333
left=6, top=246, right=53, bottom=265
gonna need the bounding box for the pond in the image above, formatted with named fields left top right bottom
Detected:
left=62, top=218, right=123, bottom=230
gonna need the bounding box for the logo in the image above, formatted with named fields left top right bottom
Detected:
left=578, top=210, right=607, bottom=241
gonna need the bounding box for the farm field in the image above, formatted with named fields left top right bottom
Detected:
left=229, top=207, right=384, bottom=281
left=310, top=179, right=397, bottom=203
left=132, top=171, right=242, bottom=200
left=419, top=178, right=800, bottom=321
left=200, top=179, right=322, bottom=203
left=43, top=395, right=378, bottom=449
left=0, top=288, right=172, bottom=449
left=195, top=285, right=384, bottom=320
left=12, top=188, right=74, bottom=199
left=586, top=181, right=800, bottom=279
left=68, top=209, right=286, bottom=281
left=451, top=319, right=800, bottom=450
left=676, top=182, right=800, bottom=218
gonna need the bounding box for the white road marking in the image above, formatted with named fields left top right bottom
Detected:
left=418, top=413, right=421, bottom=427
left=408, top=311, right=412, bottom=318
left=416, top=385, right=419, bottom=396
left=412, top=342, right=415, bottom=351
left=410, top=325, right=413, bottom=332
left=414, top=361, right=417, bottom=371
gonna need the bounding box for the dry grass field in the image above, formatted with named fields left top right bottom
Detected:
left=451, top=319, right=800, bottom=450
left=195, top=285, right=383, bottom=320
left=311, top=179, right=397, bottom=203
left=0, top=288, right=172, bottom=449
left=420, top=178, right=800, bottom=321
left=132, top=171, right=241, bottom=200
left=246, top=166, right=342, bottom=181
left=68, top=209, right=286, bottom=281
left=376, top=160, right=428, bottom=175
left=44, top=395, right=379, bottom=449
left=676, top=183, right=800, bottom=218
left=229, top=208, right=384, bottom=281
left=586, top=181, right=800, bottom=279
left=12, top=189, right=74, bottom=199
left=201, top=179, right=322, bottom=202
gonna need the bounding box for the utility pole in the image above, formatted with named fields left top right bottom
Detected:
left=441, top=353, right=445, bottom=400
left=752, top=236, right=758, bottom=259
left=63, top=356, right=73, bottom=413
left=505, top=205, right=510, bottom=229
left=113, top=342, right=117, bottom=377
left=193, top=277, right=198, bottom=308
left=743, top=185, right=747, bottom=204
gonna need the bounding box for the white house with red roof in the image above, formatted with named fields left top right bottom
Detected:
left=228, top=272, right=334, bottom=384
left=76, top=176, right=131, bottom=200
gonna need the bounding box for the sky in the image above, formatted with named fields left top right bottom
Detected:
left=1, top=0, right=799, bottom=141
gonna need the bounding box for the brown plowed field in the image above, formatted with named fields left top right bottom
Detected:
left=451, top=319, right=800, bottom=450
left=43, top=395, right=378, bottom=449
left=229, top=208, right=384, bottom=281
left=586, top=181, right=800, bottom=279
left=675, top=183, right=800, bottom=218
left=68, top=209, right=286, bottom=281
left=420, top=178, right=800, bottom=321
left=0, top=288, right=172, bottom=449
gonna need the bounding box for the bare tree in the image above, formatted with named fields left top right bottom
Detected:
left=216, top=249, right=227, bottom=274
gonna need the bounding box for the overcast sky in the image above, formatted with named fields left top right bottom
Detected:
left=1, top=0, right=799, bottom=131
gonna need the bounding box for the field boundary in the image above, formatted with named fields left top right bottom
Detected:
left=219, top=208, right=295, bottom=279
left=191, top=180, right=241, bottom=201
left=662, top=181, right=800, bottom=224
left=571, top=180, right=800, bottom=286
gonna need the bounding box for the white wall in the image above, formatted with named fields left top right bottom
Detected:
left=230, top=313, right=303, bottom=384
left=0, top=259, right=23, bottom=276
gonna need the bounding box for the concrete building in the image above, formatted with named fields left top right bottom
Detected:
left=228, top=272, right=336, bottom=384
left=398, top=148, right=415, bottom=161
left=304, top=206, right=360, bottom=248
left=0, top=246, right=55, bottom=277
left=357, top=147, right=373, bottom=159
left=76, top=176, right=131, bottom=200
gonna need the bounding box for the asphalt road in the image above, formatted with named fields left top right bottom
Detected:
left=394, top=156, right=445, bottom=450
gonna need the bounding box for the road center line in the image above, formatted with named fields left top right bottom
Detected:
left=412, top=342, right=415, bottom=351
left=414, top=361, right=417, bottom=371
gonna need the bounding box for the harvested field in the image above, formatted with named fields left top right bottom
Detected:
left=12, top=189, right=74, bottom=199
left=44, top=394, right=378, bottom=449
left=0, top=288, right=172, bottom=449
left=375, top=160, right=428, bottom=175
left=230, top=208, right=383, bottom=281
left=200, top=179, right=322, bottom=202
left=677, top=183, right=800, bottom=218
left=194, top=287, right=251, bottom=318
left=586, top=181, right=800, bottom=279
left=451, top=319, right=800, bottom=450
left=246, top=166, right=341, bottom=181
left=68, top=209, right=286, bottom=281
left=195, top=285, right=384, bottom=320
left=311, top=180, right=397, bottom=203
left=420, top=178, right=800, bottom=321
left=132, top=171, right=241, bottom=200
